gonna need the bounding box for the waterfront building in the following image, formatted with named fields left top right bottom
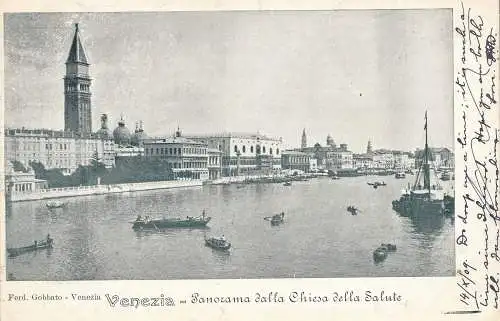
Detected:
left=372, top=150, right=395, bottom=169
left=185, top=132, right=283, bottom=176
left=299, top=138, right=353, bottom=171
left=4, top=161, right=48, bottom=199
left=131, top=121, right=148, bottom=147
left=4, top=128, right=115, bottom=174
left=281, top=151, right=310, bottom=172
left=353, top=153, right=374, bottom=170
left=64, top=23, right=92, bottom=136
left=143, top=129, right=209, bottom=180
left=309, top=157, right=318, bottom=172
left=207, top=148, right=222, bottom=180
left=415, top=147, right=454, bottom=169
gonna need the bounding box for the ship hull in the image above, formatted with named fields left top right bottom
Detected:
left=392, top=195, right=443, bottom=218
left=132, top=217, right=211, bottom=229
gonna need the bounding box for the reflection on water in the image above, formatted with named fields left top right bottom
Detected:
left=6, top=176, right=455, bottom=280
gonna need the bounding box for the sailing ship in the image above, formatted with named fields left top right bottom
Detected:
left=392, top=112, right=447, bottom=218
left=131, top=211, right=211, bottom=230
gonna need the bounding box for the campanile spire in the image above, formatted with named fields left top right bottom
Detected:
left=64, top=23, right=92, bottom=135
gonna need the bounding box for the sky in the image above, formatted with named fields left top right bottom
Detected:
left=4, top=10, right=453, bottom=153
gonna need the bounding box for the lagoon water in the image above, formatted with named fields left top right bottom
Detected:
left=6, top=176, right=455, bottom=280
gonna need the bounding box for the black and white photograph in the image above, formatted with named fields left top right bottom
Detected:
left=4, top=10, right=456, bottom=281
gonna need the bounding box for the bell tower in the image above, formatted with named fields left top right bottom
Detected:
left=64, top=23, right=92, bottom=136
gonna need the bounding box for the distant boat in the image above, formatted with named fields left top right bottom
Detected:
left=331, top=175, right=340, bottom=180
left=367, top=181, right=386, bottom=189
left=392, top=112, right=447, bottom=218
left=284, top=182, right=292, bottom=186
left=205, top=235, right=231, bottom=251
left=265, top=212, right=285, bottom=225
left=7, top=235, right=54, bottom=257
left=395, top=172, right=406, bottom=179
left=373, top=243, right=397, bottom=262
left=131, top=211, right=211, bottom=230
left=347, top=206, right=359, bottom=215
left=46, top=200, right=66, bottom=208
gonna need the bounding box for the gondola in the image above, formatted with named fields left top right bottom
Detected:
left=7, top=236, right=54, bottom=257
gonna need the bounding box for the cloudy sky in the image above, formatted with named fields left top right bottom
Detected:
left=4, top=10, right=453, bottom=152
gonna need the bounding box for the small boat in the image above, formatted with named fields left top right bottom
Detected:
left=367, top=181, right=386, bottom=189
left=380, top=243, right=397, bottom=251
left=46, top=200, right=66, bottom=208
left=265, top=212, right=285, bottom=225
left=395, top=172, right=406, bottom=179
left=373, top=247, right=388, bottom=262
left=205, top=235, right=231, bottom=251
left=283, top=182, right=292, bottom=186
left=347, top=206, right=359, bottom=215
left=132, top=211, right=211, bottom=230
left=7, top=235, right=54, bottom=257
left=331, top=175, right=340, bottom=180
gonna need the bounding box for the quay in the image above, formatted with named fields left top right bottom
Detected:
left=6, top=180, right=203, bottom=203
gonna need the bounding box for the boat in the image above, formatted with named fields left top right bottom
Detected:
left=392, top=112, right=447, bottom=218
left=131, top=211, right=211, bottom=230
left=331, top=175, right=340, bottom=180
left=367, top=181, right=386, bottom=189
left=7, top=235, right=54, bottom=257
left=46, top=200, right=66, bottom=208
left=395, top=172, right=406, bottom=179
left=283, top=182, right=292, bottom=186
left=265, top=212, right=285, bottom=225
left=347, top=206, right=359, bottom=215
left=205, top=235, right=231, bottom=251
left=373, top=243, right=397, bottom=262
left=373, top=247, right=388, bottom=262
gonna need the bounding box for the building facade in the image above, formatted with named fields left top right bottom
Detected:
left=281, top=151, right=310, bottom=172
left=4, top=128, right=115, bottom=174
left=143, top=131, right=209, bottom=180
left=186, top=133, right=283, bottom=176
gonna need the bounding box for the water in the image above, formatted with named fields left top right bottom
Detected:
left=5, top=176, right=455, bottom=280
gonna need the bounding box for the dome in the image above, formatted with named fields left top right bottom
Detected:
left=96, top=128, right=112, bottom=139
left=113, top=119, right=131, bottom=146
left=326, top=134, right=336, bottom=147
left=131, top=130, right=148, bottom=146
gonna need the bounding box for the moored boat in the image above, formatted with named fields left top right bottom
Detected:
left=284, top=182, right=292, bottom=186
left=205, top=235, right=231, bottom=251
left=367, top=181, right=386, bottom=189
left=132, top=211, right=211, bottom=230
left=392, top=112, right=448, bottom=218
left=7, top=235, right=54, bottom=257
left=395, top=172, right=406, bottom=179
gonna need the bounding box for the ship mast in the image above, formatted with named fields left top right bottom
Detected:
left=423, top=111, right=431, bottom=194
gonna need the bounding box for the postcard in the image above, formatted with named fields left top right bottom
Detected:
left=0, top=0, right=498, bottom=320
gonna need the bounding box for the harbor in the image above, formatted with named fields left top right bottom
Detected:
left=6, top=174, right=454, bottom=281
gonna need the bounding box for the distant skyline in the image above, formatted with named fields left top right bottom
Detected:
left=4, top=11, right=453, bottom=153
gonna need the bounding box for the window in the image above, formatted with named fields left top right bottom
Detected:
left=234, top=145, right=238, bottom=153
left=263, top=146, right=266, bottom=153
left=270, top=148, right=273, bottom=155
left=250, top=146, right=254, bottom=153
left=242, top=146, right=246, bottom=153
left=277, top=148, right=280, bottom=155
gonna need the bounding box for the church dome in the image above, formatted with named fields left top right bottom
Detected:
left=326, top=134, right=336, bottom=147
left=113, top=118, right=131, bottom=146
left=130, top=121, right=148, bottom=146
